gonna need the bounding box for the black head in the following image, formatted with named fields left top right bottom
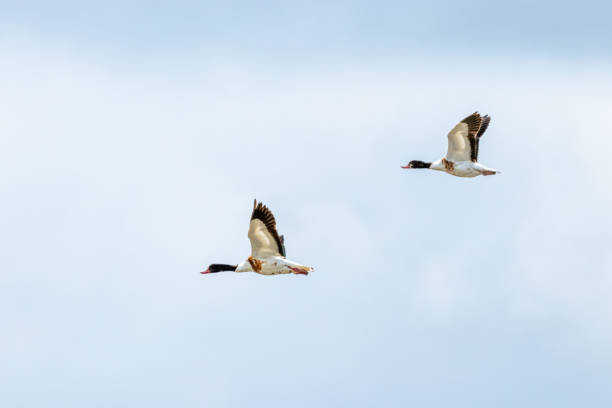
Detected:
left=200, top=264, right=237, bottom=274
left=401, top=160, right=431, bottom=169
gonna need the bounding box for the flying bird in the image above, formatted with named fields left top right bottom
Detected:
left=201, top=200, right=313, bottom=276
left=402, top=112, right=500, bottom=177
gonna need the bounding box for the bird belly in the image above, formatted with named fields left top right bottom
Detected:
left=450, top=162, right=481, bottom=178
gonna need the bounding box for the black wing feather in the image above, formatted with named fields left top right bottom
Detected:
left=460, top=112, right=491, bottom=162
left=472, top=114, right=490, bottom=162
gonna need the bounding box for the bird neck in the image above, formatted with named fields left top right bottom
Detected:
left=208, top=264, right=238, bottom=273
left=412, top=160, right=432, bottom=169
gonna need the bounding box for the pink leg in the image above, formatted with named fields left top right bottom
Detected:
left=289, top=266, right=309, bottom=275
left=481, top=170, right=496, bottom=176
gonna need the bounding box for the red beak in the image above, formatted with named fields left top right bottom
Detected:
left=401, top=164, right=412, bottom=169
left=200, top=268, right=211, bottom=274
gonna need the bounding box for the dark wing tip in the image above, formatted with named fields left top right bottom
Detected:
left=461, top=112, right=484, bottom=163
left=476, top=115, right=491, bottom=138
left=251, top=200, right=275, bottom=224
left=461, top=112, right=483, bottom=136
left=467, top=113, right=491, bottom=162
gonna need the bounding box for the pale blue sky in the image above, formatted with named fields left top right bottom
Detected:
left=1, top=2, right=612, bottom=407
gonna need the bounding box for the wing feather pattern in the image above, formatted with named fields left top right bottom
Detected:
left=447, top=112, right=486, bottom=162
left=248, top=200, right=286, bottom=258
left=471, top=115, right=490, bottom=162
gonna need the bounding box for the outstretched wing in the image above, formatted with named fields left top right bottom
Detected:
left=446, top=112, right=483, bottom=162
left=471, top=115, right=490, bottom=162
left=248, top=200, right=286, bottom=258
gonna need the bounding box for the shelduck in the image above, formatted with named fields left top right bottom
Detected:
left=402, top=111, right=500, bottom=177
left=201, top=200, right=312, bottom=276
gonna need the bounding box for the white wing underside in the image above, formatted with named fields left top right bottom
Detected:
left=446, top=122, right=472, bottom=162
left=248, top=219, right=283, bottom=258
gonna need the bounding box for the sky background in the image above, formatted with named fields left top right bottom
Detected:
left=1, top=1, right=612, bottom=407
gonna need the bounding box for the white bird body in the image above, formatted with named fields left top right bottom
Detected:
left=202, top=200, right=312, bottom=276
left=236, top=256, right=312, bottom=275
left=429, top=159, right=499, bottom=178
left=403, top=112, right=499, bottom=177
